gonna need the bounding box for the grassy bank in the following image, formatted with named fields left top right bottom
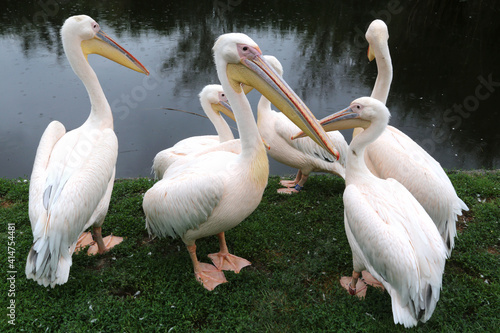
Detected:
left=1, top=171, right=499, bottom=332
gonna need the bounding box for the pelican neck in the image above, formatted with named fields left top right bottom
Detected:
left=370, top=38, right=393, bottom=105
left=63, top=37, right=113, bottom=129
left=201, top=99, right=234, bottom=142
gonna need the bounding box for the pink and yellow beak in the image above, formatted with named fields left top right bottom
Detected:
left=81, top=29, right=149, bottom=75
left=213, top=94, right=236, bottom=122
left=292, top=104, right=370, bottom=139
left=226, top=45, right=339, bottom=159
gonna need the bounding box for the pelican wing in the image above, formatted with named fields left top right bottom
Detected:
left=29, top=121, right=67, bottom=227
left=26, top=127, right=117, bottom=286
left=272, top=112, right=346, bottom=174
left=369, top=126, right=448, bottom=181
left=144, top=157, right=227, bottom=239
left=292, top=130, right=346, bottom=164
left=366, top=126, right=468, bottom=251
left=152, top=135, right=223, bottom=179
left=189, top=139, right=241, bottom=157
left=344, top=179, right=446, bottom=325
left=31, top=127, right=117, bottom=242
left=41, top=128, right=118, bottom=236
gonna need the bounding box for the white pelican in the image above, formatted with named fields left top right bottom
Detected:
left=143, top=33, right=338, bottom=291
left=296, top=19, right=468, bottom=254
left=358, top=19, right=468, bottom=255
left=323, top=97, right=447, bottom=328
left=256, top=56, right=347, bottom=194
left=25, top=15, right=149, bottom=288
left=152, top=84, right=236, bottom=179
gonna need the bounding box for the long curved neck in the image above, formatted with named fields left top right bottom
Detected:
left=370, top=39, right=392, bottom=105
left=226, top=87, right=263, bottom=157
left=256, top=95, right=271, bottom=129
left=201, top=100, right=234, bottom=142
left=353, top=39, right=392, bottom=139
left=346, top=120, right=386, bottom=185
left=63, top=38, right=113, bottom=129
left=216, top=64, right=264, bottom=159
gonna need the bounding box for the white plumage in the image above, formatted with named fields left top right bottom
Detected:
left=26, top=15, right=148, bottom=287
left=327, top=97, right=447, bottom=327
left=152, top=84, right=236, bottom=179
left=360, top=19, right=468, bottom=254
left=304, top=20, right=467, bottom=254
left=143, top=33, right=337, bottom=291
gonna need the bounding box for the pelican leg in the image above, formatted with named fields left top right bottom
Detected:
left=340, top=270, right=368, bottom=298
left=187, top=244, right=227, bottom=291
left=208, top=232, right=251, bottom=273
left=87, top=227, right=123, bottom=255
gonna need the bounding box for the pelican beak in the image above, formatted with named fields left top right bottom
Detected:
left=291, top=105, right=370, bottom=139
left=241, top=84, right=254, bottom=95
left=226, top=46, right=339, bottom=159
left=367, top=45, right=375, bottom=61
left=81, top=30, right=149, bottom=75
left=213, top=101, right=236, bottom=122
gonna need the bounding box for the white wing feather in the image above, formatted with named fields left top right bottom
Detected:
left=344, top=178, right=447, bottom=327
left=365, top=125, right=468, bottom=252
left=26, top=126, right=117, bottom=287
left=152, top=135, right=221, bottom=179
left=144, top=154, right=227, bottom=240
left=29, top=121, right=66, bottom=227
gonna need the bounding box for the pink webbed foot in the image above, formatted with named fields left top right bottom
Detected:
left=75, top=232, right=95, bottom=253
left=208, top=252, right=251, bottom=273
left=340, top=276, right=368, bottom=298
left=361, top=270, right=385, bottom=290
left=340, top=270, right=384, bottom=298
left=279, top=179, right=297, bottom=188
left=87, top=234, right=124, bottom=256
left=195, top=262, right=228, bottom=291
left=277, top=187, right=300, bottom=194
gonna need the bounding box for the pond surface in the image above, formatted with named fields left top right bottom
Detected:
left=1, top=0, right=499, bottom=179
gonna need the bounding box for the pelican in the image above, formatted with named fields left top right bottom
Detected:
left=296, top=20, right=468, bottom=254
left=323, top=97, right=447, bottom=328
left=25, top=15, right=149, bottom=288
left=256, top=56, right=347, bottom=194
left=152, top=84, right=236, bottom=179
left=143, top=33, right=338, bottom=291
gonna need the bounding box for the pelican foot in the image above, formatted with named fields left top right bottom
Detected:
left=279, top=179, right=296, bottom=188
left=277, top=187, right=300, bottom=194
left=88, top=235, right=124, bottom=256
left=208, top=252, right=251, bottom=273
left=340, top=276, right=368, bottom=298
left=195, top=262, right=228, bottom=291
left=361, top=270, right=385, bottom=291
left=75, top=232, right=95, bottom=253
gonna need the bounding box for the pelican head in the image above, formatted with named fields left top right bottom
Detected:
left=213, top=33, right=339, bottom=159
left=199, top=84, right=235, bottom=122
left=366, top=20, right=389, bottom=61
left=319, top=97, right=390, bottom=132
left=61, top=15, right=149, bottom=75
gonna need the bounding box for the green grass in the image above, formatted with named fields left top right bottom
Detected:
left=0, top=171, right=499, bottom=332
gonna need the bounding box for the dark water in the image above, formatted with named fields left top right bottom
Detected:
left=1, top=0, right=499, bottom=179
